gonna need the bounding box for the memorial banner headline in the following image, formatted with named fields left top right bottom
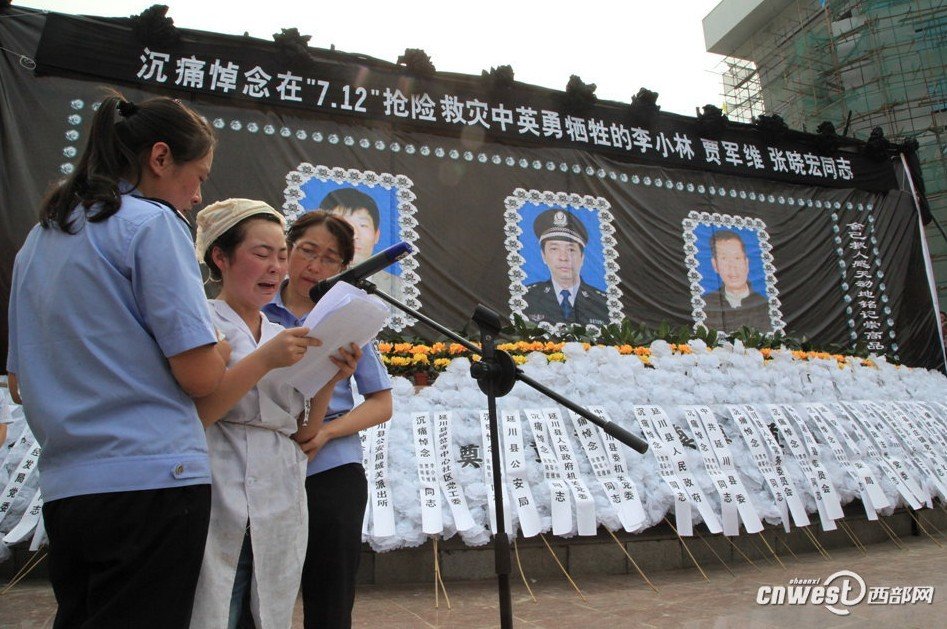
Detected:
left=34, top=12, right=897, bottom=191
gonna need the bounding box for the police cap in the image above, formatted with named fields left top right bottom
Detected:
left=533, top=209, right=588, bottom=249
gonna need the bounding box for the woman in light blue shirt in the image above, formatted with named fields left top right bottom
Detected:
left=6, top=90, right=227, bottom=628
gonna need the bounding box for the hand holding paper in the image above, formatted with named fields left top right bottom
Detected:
left=327, top=343, right=362, bottom=382
left=270, top=282, right=388, bottom=397
left=258, top=327, right=322, bottom=369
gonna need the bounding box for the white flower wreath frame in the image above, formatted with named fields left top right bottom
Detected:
left=682, top=210, right=785, bottom=334
left=504, top=188, right=623, bottom=334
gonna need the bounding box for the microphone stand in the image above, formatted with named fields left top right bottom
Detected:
left=358, top=280, right=648, bottom=629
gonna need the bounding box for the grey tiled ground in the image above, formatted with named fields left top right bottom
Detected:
left=2, top=526, right=945, bottom=627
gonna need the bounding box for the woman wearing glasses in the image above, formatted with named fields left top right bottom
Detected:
left=263, top=210, right=392, bottom=629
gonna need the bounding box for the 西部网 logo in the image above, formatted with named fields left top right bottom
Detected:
left=756, top=570, right=934, bottom=616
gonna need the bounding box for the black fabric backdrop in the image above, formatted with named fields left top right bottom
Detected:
left=1, top=7, right=942, bottom=370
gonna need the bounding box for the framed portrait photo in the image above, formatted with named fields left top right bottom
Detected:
left=683, top=211, right=784, bottom=334
left=505, top=188, right=622, bottom=331
left=282, top=163, right=420, bottom=331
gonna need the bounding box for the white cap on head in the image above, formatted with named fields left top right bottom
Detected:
left=195, top=198, right=285, bottom=261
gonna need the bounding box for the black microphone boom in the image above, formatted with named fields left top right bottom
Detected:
left=308, top=241, right=413, bottom=302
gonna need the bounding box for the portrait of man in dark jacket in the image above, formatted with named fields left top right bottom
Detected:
left=702, top=229, right=771, bottom=332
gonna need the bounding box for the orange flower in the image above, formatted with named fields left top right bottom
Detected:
left=618, top=345, right=634, bottom=355
left=449, top=343, right=468, bottom=355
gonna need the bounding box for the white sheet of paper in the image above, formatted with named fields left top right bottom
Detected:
left=271, top=282, right=388, bottom=398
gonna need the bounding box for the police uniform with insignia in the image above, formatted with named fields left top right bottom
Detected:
left=523, top=209, right=610, bottom=326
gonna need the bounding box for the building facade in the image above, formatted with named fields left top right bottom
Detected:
left=704, top=0, right=947, bottom=306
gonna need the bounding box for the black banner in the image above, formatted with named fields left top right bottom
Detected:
left=34, top=12, right=898, bottom=192
left=1, top=8, right=941, bottom=371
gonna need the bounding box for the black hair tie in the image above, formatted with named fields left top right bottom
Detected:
left=117, top=100, right=139, bottom=118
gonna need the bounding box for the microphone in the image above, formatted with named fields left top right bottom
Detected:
left=309, top=241, right=413, bottom=303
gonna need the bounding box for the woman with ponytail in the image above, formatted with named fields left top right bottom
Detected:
left=7, top=89, right=228, bottom=628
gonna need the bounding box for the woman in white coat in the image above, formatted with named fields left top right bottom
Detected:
left=190, top=198, right=359, bottom=629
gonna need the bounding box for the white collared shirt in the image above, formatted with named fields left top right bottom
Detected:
left=551, top=280, right=581, bottom=306
left=723, top=286, right=751, bottom=309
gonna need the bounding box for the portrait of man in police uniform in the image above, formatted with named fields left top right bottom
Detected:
left=522, top=209, right=609, bottom=326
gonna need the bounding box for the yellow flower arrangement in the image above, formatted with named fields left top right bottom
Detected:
left=376, top=337, right=878, bottom=384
